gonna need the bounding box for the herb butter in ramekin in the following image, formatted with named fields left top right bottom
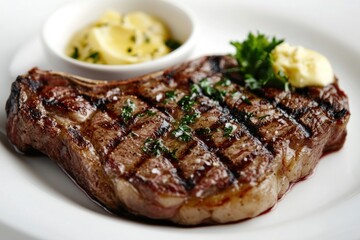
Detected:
left=66, top=10, right=181, bottom=65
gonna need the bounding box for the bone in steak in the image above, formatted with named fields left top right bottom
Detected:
left=6, top=56, right=350, bottom=225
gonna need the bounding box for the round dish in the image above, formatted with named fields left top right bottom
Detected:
left=4, top=0, right=360, bottom=239
left=42, top=0, right=197, bottom=80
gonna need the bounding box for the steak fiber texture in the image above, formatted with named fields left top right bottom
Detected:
left=6, top=56, right=350, bottom=225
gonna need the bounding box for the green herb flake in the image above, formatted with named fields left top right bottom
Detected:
left=71, top=47, right=79, bottom=59
left=95, top=23, right=108, bottom=27
left=171, top=111, right=200, bottom=142
left=215, top=78, right=232, bottom=87
left=217, top=90, right=228, bottom=101
left=199, top=78, right=211, bottom=89
left=178, top=95, right=195, bottom=111
left=145, top=109, right=156, bottom=116
left=223, top=123, right=237, bottom=137
left=165, top=90, right=177, bottom=100
left=127, top=47, right=132, bottom=53
left=199, top=79, right=216, bottom=96
left=231, top=91, right=241, bottom=99
left=142, top=138, right=169, bottom=157
left=241, top=96, right=252, bottom=105
left=165, top=39, right=181, bottom=51
left=121, top=99, right=136, bottom=122
left=190, top=84, right=201, bottom=97
left=180, top=112, right=200, bottom=125
left=230, top=32, right=289, bottom=90
left=258, top=114, right=270, bottom=121
left=198, top=78, right=228, bottom=102
left=138, top=109, right=157, bottom=118
left=130, top=35, right=136, bottom=43
left=86, top=51, right=100, bottom=63
left=144, top=34, right=150, bottom=43
left=172, top=124, right=192, bottom=142
left=244, top=112, right=254, bottom=120
left=169, top=149, right=178, bottom=160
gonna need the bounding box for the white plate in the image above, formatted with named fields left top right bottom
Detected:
left=1, top=0, right=360, bottom=239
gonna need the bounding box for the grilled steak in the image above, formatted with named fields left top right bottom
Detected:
left=6, top=56, right=349, bottom=225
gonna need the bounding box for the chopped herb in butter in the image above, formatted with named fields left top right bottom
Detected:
left=66, top=10, right=181, bottom=65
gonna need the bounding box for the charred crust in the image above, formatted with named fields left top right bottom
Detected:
left=29, top=108, right=42, bottom=121
left=24, top=76, right=42, bottom=91
left=68, top=126, right=89, bottom=148
left=208, top=56, right=222, bottom=73
left=333, top=108, right=348, bottom=120
left=6, top=80, right=21, bottom=117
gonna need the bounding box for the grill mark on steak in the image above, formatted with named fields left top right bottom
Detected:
left=105, top=111, right=169, bottom=178
left=88, top=86, right=233, bottom=194
left=175, top=60, right=328, bottom=185
left=257, top=88, right=332, bottom=137
left=163, top=61, right=282, bottom=159
left=187, top=105, right=273, bottom=183
left=68, top=126, right=89, bottom=148
left=254, top=82, right=350, bottom=153
left=217, top=74, right=311, bottom=137
left=5, top=55, right=350, bottom=225
left=132, top=73, right=267, bottom=187
left=188, top=75, right=307, bottom=158
left=173, top=58, right=314, bottom=151
left=101, top=93, right=232, bottom=195
left=207, top=56, right=223, bottom=73
left=131, top=60, right=281, bottom=188
left=160, top=130, right=235, bottom=195
left=298, top=83, right=350, bottom=120
left=83, top=110, right=124, bottom=159
left=129, top=155, right=187, bottom=206
left=130, top=76, right=240, bottom=190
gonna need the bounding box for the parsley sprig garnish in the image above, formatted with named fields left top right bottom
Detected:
left=230, top=32, right=289, bottom=90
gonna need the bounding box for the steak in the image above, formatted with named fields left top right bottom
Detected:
left=6, top=55, right=350, bottom=225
